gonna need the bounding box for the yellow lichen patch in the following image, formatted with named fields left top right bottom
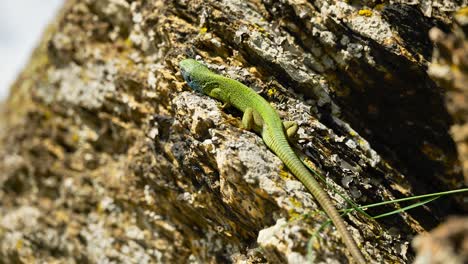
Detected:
left=287, top=198, right=311, bottom=222
left=278, top=165, right=293, bottom=180
left=254, top=23, right=266, bottom=33
left=16, top=239, right=23, bottom=250
left=287, top=209, right=302, bottom=221
left=124, top=37, right=133, bottom=47
left=354, top=138, right=364, bottom=147
left=266, top=87, right=278, bottom=98
left=358, top=9, right=373, bottom=17
left=71, top=133, right=80, bottom=143
left=96, top=201, right=105, bottom=214
left=289, top=196, right=303, bottom=208
left=199, top=27, right=208, bottom=34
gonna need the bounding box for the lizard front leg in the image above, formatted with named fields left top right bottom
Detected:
left=209, top=88, right=223, bottom=100
left=209, top=88, right=231, bottom=109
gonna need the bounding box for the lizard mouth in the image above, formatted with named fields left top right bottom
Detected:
left=180, top=69, right=201, bottom=92
left=181, top=70, right=193, bottom=86
left=183, top=72, right=192, bottom=83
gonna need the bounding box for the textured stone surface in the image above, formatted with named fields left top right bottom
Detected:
left=428, top=7, right=468, bottom=184
left=413, top=217, right=468, bottom=264
left=0, top=0, right=465, bottom=263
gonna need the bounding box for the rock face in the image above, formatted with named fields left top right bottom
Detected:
left=0, top=1, right=465, bottom=263
left=428, top=8, right=468, bottom=184
left=412, top=217, right=468, bottom=264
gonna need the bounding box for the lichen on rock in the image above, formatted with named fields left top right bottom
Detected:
left=0, top=0, right=466, bottom=263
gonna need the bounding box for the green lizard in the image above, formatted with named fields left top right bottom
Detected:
left=179, top=58, right=366, bottom=264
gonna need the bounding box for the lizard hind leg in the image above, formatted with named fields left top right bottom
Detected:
left=242, top=107, right=263, bottom=133
left=283, top=121, right=298, bottom=139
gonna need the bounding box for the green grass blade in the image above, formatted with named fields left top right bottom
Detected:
left=372, top=196, right=440, bottom=219
left=359, top=188, right=468, bottom=210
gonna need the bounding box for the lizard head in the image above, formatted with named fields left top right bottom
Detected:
left=179, top=59, right=213, bottom=94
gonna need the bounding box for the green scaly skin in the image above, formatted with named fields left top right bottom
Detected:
left=179, top=59, right=366, bottom=264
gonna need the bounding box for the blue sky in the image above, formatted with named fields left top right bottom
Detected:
left=0, top=0, right=63, bottom=100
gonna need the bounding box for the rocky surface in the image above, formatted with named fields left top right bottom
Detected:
left=413, top=216, right=468, bottom=264
left=0, top=1, right=466, bottom=263
left=428, top=7, right=468, bottom=184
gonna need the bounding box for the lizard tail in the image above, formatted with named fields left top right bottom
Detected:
left=268, top=136, right=366, bottom=264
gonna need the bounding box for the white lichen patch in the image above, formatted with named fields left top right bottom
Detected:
left=81, top=213, right=152, bottom=264
left=247, top=31, right=280, bottom=62
left=125, top=225, right=145, bottom=240
left=219, top=135, right=284, bottom=189
left=99, top=196, right=118, bottom=212
left=0, top=231, right=28, bottom=257
left=190, top=226, right=239, bottom=261
left=42, top=61, right=117, bottom=109
left=320, top=2, right=393, bottom=44
left=257, top=218, right=309, bottom=264
left=147, top=71, right=157, bottom=89
left=0, top=206, right=41, bottom=260
left=346, top=13, right=393, bottom=44
left=128, top=13, right=150, bottom=51
left=0, top=206, right=41, bottom=231
left=320, top=2, right=392, bottom=65
left=257, top=217, right=287, bottom=245
left=80, top=220, right=116, bottom=263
